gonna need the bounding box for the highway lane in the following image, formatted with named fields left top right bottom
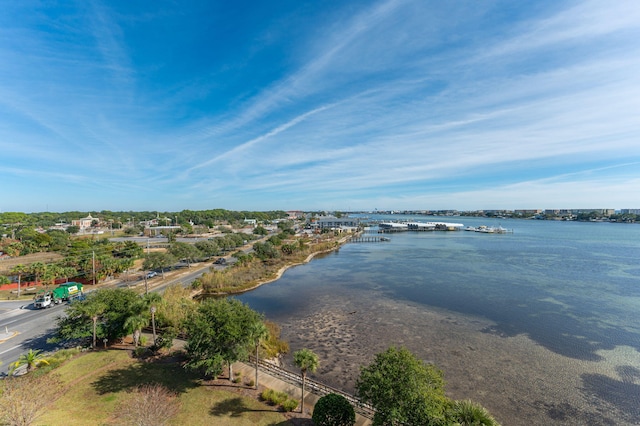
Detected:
left=0, top=302, right=68, bottom=376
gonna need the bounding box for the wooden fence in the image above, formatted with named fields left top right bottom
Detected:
left=250, top=356, right=375, bottom=419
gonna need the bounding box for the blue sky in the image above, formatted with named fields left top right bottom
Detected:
left=1, top=0, right=639, bottom=213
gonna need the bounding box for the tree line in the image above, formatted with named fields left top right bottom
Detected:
left=0, top=209, right=287, bottom=229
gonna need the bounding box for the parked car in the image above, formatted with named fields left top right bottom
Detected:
left=214, top=257, right=226, bottom=265
left=146, top=271, right=158, bottom=278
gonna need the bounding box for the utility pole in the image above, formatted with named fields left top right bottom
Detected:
left=92, top=251, right=96, bottom=286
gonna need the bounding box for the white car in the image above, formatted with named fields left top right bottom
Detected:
left=146, top=271, right=158, bottom=279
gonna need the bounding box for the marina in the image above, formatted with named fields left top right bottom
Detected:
left=377, top=221, right=464, bottom=232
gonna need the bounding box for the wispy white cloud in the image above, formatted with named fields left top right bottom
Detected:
left=1, top=0, right=639, bottom=211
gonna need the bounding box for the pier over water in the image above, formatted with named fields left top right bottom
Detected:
left=348, top=236, right=390, bottom=243
left=377, top=221, right=464, bottom=233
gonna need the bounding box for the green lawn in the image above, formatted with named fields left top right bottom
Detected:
left=36, top=350, right=292, bottom=426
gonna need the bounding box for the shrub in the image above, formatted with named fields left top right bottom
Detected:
left=133, top=347, right=148, bottom=358
left=312, top=393, right=356, bottom=426
left=447, top=399, right=500, bottom=426
left=261, top=388, right=288, bottom=406
left=281, top=398, right=299, bottom=412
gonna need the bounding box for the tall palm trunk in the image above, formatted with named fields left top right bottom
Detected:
left=92, top=316, right=98, bottom=348
left=254, top=344, right=259, bottom=389
left=301, top=371, right=306, bottom=413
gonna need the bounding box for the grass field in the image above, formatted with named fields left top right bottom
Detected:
left=0, top=252, right=64, bottom=274
left=36, top=350, right=293, bottom=426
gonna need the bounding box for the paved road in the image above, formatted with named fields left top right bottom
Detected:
left=0, top=301, right=68, bottom=376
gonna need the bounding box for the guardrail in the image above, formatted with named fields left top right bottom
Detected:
left=250, top=357, right=375, bottom=419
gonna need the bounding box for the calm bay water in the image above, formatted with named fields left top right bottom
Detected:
left=238, top=216, right=640, bottom=425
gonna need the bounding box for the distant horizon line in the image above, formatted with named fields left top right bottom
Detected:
left=2, top=207, right=639, bottom=215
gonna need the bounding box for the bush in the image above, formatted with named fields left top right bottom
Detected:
left=447, top=399, right=500, bottom=426
left=133, top=347, right=148, bottom=358
left=151, top=331, right=177, bottom=352
left=312, top=393, right=356, bottom=426
left=261, top=388, right=289, bottom=406
left=281, top=398, right=299, bottom=412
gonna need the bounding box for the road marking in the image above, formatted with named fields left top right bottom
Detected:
left=0, top=343, right=22, bottom=356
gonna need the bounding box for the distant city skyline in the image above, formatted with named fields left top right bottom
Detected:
left=1, top=1, right=639, bottom=213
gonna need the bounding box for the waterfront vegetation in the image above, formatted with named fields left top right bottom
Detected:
left=196, top=235, right=340, bottom=294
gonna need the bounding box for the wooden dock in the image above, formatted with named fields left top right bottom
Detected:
left=349, top=236, right=390, bottom=243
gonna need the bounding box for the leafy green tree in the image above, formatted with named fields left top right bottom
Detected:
left=281, top=243, right=298, bottom=256
left=355, top=346, right=448, bottom=426
left=184, top=298, right=264, bottom=379
left=10, top=349, right=49, bottom=374
left=312, top=393, right=356, bottom=426
left=143, top=252, right=176, bottom=279
left=293, top=348, right=319, bottom=414
left=169, top=242, right=202, bottom=267
left=195, top=240, right=219, bottom=258
left=66, top=225, right=80, bottom=234
left=253, top=226, right=268, bottom=236
left=253, top=241, right=280, bottom=260
left=46, top=229, right=71, bottom=251
left=0, top=275, right=10, bottom=285
left=53, top=288, right=141, bottom=344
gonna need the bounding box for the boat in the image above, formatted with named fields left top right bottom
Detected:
left=474, top=225, right=513, bottom=234
left=475, top=225, right=492, bottom=233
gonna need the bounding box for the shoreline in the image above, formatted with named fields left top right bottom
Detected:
left=197, top=235, right=351, bottom=297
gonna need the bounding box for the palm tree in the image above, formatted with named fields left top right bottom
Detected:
left=42, top=263, right=63, bottom=290
left=10, top=264, right=27, bottom=297
left=10, top=349, right=49, bottom=374
left=124, top=315, right=148, bottom=347
left=29, top=262, right=46, bottom=287
left=293, top=348, right=319, bottom=414
left=248, top=321, right=268, bottom=389
left=124, top=294, right=161, bottom=347
left=79, top=298, right=107, bottom=349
